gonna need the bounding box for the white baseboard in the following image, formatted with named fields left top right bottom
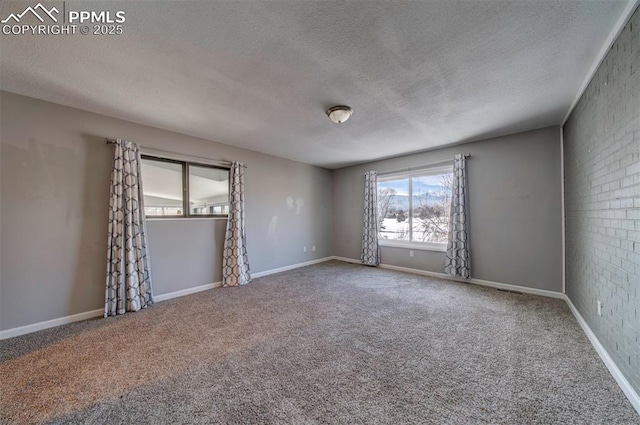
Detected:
left=331, top=257, right=565, bottom=299
left=563, top=295, right=640, bottom=415
left=252, top=256, right=334, bottom=278
left=153, top=281, right=222, bottom=302
left=0, top=257, right=336, bottom=340
left=0, top=282, right=222, bottom=340
left=463, top=274, right=564, bottom=299
left=0, top=308, right=104, bottom=340
left=332, top=256, right=361, bottom=264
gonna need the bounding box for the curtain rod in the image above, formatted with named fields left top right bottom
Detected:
left=368, top=154, right=470, bottom=176
left=105, top=138, right=245, bottom=168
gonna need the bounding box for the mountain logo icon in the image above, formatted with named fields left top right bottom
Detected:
left=1, top=3, right=59, bottom=24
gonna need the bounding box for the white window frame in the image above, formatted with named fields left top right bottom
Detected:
left=377, top=163, right=453, bottom=252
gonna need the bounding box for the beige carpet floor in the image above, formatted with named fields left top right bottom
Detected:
left=1, top=260, right=638, bottom=424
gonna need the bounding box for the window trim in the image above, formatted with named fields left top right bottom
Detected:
left=377, top=163, right=453, bottom=181
left=141, top=154, right=230, bottom=219
left=379, top=240, right=447, bottom=252
left=377, top=163, right=453, bottom=250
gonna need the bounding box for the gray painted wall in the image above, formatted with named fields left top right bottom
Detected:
left=0, top=91, right=333, bottom=330
left=563, top=7, right=640, bottom=394
left=333, top=126, right=563, bottom=292
left=146, top=219, right=226, bottom=295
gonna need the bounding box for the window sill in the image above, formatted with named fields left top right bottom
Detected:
left=146, top=217, right=228, bottom=221
left=379, top=240, right=447, bottom=252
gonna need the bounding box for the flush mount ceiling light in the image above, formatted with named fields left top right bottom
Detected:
left=326, top=105, right=353, bottom=124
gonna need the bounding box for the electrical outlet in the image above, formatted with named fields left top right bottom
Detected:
left=597, top=300, right=603, bottom=317
left=303, top=246, right=307, bottom=252
left=312, top=245, right=316, bottom=252
left=409, top=250, right=414, bottom=257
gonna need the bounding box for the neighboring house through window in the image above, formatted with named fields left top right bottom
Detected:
left=377, top=164, right=453, bottom=251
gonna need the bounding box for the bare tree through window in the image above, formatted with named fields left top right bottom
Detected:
left=377, top=187, right=397, bottom=230
left=412, top=174, right=452, bottom=243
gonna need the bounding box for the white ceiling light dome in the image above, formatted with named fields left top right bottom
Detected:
left=327, top=105, right=353, bottom=124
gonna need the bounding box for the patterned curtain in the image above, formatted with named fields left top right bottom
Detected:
left=445, top=154, right=471, bottom=278
left=222, top=162, right=251, bottom=287
left=361, top=171, right=380, bottom=266
left=105, top=139, right=153, bottom=317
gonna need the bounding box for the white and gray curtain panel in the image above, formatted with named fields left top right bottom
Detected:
left=361, top=170, right=380, bottom=266
left=222, top=161, right=251, bottom=287
left=445, top=154, right=471, bottom=278
left=105, top=139, right=153, bottom=317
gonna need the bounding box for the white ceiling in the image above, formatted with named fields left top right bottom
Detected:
left=0, top=0, right=633, bottom=169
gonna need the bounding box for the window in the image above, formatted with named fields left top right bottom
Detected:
left=377, top=165, right=453, bottom=250
left=188, top=165, right=230, bottom=216
left=141, top=155, right=229, bottom=218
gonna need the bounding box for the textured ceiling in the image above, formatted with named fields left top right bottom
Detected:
left=0, top=0, right=632, bottom=168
